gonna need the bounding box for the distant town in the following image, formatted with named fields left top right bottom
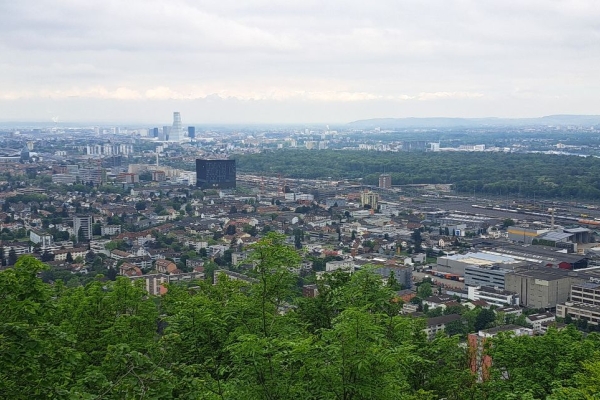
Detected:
left=3, top=112, right=600, bottom=336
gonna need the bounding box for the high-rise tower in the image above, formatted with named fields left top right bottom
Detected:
left=169, top=112, right=184, bottom=142
left=379, top=173, right=392, bottom=189
left=187, top=126, right=196, bottom=139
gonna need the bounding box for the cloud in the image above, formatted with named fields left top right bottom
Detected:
left=0, top=1, right=599, bottom=122
left=0, top=85, right=486, bottom=103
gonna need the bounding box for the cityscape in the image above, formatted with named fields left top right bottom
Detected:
left=3, top=1, right=600, bottom=399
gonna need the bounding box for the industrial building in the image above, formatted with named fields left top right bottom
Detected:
left=196, top=159, right=236, bottom=189
left=504, top=266, right=586, bottom=309
left=436, top=251, right=522, bottom=276
left=509, top=225, right=593, bottom=246
left=464, top=265, right=512, bottom=288
left=507, top=226, right=550, bottom=244
left=490, top=244, right=588, bottom=270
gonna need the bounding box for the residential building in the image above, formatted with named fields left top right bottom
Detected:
left=360, top=191, right=379, bottom=210
left=130, top=271, right=205, bottom=296
left=213, top=269, right=258, bottom=284
left=152, top=170, right=166, bottom=182
left=379, top=173, right=392, bottom=189
left=52, top=173, right=77, bottom=185
left=29, top=229, right=53, bottom=249
left=303, top=284, right=319, bottom=298
left=374, top=265, right=413, bottom=289
left=423, top=295, right=458, bottom=311
left=79, top=166, right=104, bottom=185
left=469, top=325, right=534, bottom=381
left=424, top=314, right=462, bottom=339
left=73, top=215, right=93, bottom=240
left=101, top=225, right=122, bottom=236
left=495, top=306, right=523, bottom=317
left=155, top=259, right=178, bottom=274
left=526, top=312, right=555, bottom=333
left=467, top=286, right=520, bottom=307
left=120, top=262, right=142, bottom=277
left=110, top=249, right=131, bottom=260
left=325, top=260, right=355, bottom=272
left=556, top=281, right=600, bottom=326
left=53, top=247, right=88, bottom=261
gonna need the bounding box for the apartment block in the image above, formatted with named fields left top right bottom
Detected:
left=556, top=281, right=600, bottom=326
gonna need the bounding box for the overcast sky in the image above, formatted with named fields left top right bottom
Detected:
left=1, top=0, right=599, bottom=124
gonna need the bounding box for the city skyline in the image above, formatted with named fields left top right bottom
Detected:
left=1, top=1, right=599, bottom=123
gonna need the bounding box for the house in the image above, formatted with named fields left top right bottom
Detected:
left=110, top=249, right=131, bottom=260
left=424, top=314, right=462, bottom=339
left=423, top=295, right=456, bottom=311
left=495, top=306, right=523, bottom=316
left=303, top=284, right=319, bottom=298
left=540, top=321, right=567, bottom=334
left=53, top=247, right=88, bottom=261
left=155, top=259, right=179, bottom=274
left=101, top=225, right=122, bottom=236
left=128, top=256, right=153, bottom=270
left=129, top=271, right=205, bottom=295
left=325, top=260, right=355, bottom=272
left=402, top=303, right=419, bottom=314
left=526, top=312, right=555, bottom=333
left=120, top=262, right=142, bottom=277
left=467, top=286, right=520, bottom=307
left=213, top=269, right=258, bottom=285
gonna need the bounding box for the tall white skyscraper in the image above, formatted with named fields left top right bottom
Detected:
left=169, top=112, right=185, bottom=142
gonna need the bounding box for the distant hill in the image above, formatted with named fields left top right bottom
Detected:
left=347, top=115, right=600, bottom=129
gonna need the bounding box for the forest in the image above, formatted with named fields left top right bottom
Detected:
left=235, top=150, right=600, bottom=200
left=2, top=234, right=600, bottom=399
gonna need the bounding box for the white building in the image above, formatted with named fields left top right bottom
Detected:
left=101, top=225, right=122, bottom=236
left=467, top=286, right=520, bottom=307
left=74, top=215, right=93, bottom=240
left=526, top=312, right=555, bottom=333
left=325, top=260, right=356, bottom=272
left=29, top=230, right=53, bottom=249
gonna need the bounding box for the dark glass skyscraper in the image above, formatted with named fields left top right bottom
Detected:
left=188, top=126, right=196, bottom=139
left=196, top=159, right=236, bottom=189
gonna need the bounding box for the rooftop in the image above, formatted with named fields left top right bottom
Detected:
left=572, top=281, right=600, bottom=290
left=480, top=324, right=528, bottom=335
left=526, top=312, right=555, bottom=322
left=538, top=231, right=573, bottom=242
left=425, top=314, right=462, bottom=327
left=478, top=286, right=518, bottom=296
left=509, top=265, right=581, bottom=281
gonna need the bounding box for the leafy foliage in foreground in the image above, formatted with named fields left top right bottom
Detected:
left=2, top=236, right=600, bottom=399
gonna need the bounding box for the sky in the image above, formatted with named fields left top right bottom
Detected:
left=0, top=0, right=599, bottom=124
